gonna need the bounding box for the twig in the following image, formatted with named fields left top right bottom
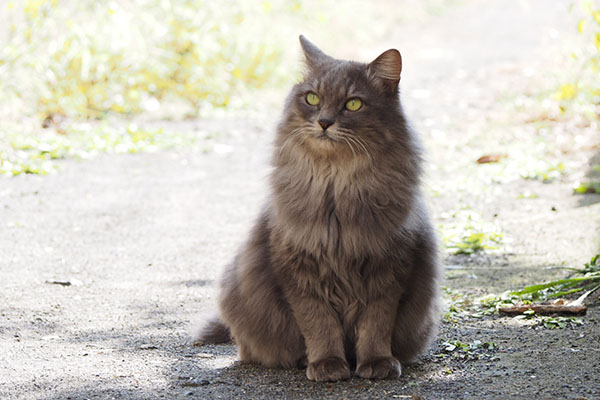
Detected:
left=498, top=304, right=587, bottom=315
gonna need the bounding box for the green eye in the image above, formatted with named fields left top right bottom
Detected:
left=306, top=92, right=320, bottom=106
left=345, top=98, right=362, bottom=111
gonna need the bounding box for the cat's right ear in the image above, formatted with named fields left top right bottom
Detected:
left=367, top=49, right=402, bottom=92
left=299, top=35, right=333, bottom=69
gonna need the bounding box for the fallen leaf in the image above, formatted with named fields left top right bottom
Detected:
left=477, top=154, right=508, bottom=164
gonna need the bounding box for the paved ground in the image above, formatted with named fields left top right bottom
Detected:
left=1, top=0, right=599, bottom=399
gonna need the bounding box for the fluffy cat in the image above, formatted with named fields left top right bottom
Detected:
left=193, top=35, right=440, bottom=382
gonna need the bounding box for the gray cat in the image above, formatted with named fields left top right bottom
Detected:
left=193, top=36, right=440, bottom=382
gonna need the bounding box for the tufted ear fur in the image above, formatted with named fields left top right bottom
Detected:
left=299, top=35, right=334, bottom=69
left=367, top=49, right=402, bottom=91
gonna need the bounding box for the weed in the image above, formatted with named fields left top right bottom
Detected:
left=511, top=254, right=600, bottom=299
left=512, top=309, right=584, bottom=329
left=436, top=339, right=497, bottom=362
left=1, top=0, right=298, bottom=120
left=554, top=0, right=600, bottom=113
left=0, top=121, right=198, bottom=175
left=520, top=161, right=566, bottom=183
left=442, top=287, right=521, bottom=323
left=573, top=181, right=600, bottom=194
left=439, top=210, right=505, bottom=255
left=443, top=255, right=599, bottom=330
left=517, top=192, right=539, bottom=199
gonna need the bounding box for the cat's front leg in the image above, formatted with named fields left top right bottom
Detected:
left=272, top=246, right=351, bottom=381
left=287, top=293, right=351, bottom=382
left=355, top=291, right=402, bottom=379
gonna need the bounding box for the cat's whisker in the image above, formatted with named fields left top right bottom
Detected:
left=278, top=127, right=308, bottom=158
left=352, top=137, right=373, bottom=162
left=336, top=130, right=373, bottom=162
left=338, top=136, right=357, bottom=158
left=348, top=136, right=373, bottom=162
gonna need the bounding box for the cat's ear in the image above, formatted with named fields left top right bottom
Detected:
left=367, top=49, right=402, bottom=91
left=299, top=35, right=333, bottom=69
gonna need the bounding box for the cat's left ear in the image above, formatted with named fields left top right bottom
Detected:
left=367, top=49, right=402, bottom=91
left=299, top=35, right=333, bottom=69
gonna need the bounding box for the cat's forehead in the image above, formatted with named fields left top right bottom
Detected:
left=301, top=61, right=368, bottom=97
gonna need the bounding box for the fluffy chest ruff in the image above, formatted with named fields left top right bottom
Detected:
left=268, top=158, right=412, bottom=316
left=270, top=156, right=415, bottom=259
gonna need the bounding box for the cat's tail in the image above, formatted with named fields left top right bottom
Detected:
left=190, top=313, right=232, bottom=345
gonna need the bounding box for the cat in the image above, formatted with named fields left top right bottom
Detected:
left=193, top=35, right=440, bottom=382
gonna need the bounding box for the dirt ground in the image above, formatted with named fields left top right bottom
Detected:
left=2, top=0, right=600, bottom=399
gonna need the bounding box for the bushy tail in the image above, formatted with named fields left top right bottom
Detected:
left=190, top=313, right=232, bottom=345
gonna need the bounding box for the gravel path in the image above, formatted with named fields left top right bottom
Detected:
left=2, top=1, right=599, bottom=399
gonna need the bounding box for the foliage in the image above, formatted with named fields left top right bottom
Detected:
left=538, top=315, right=584, bottom=329
left=439, top=209, right=505, bottom=255
left=517, top=313, right=584, bottom=329
left=0, top=121, right=199, bottom=175
left=512, top=309, right=584, bottom=329
left=442, top=287, right=520, bottom=323
left=554, top=0, right=600, bottom=113
left=443, top=288, right=587, bottom=330
left=573, top=180, right=600, bottom=193
left=1, top=0, right=372, bottom=175
left=0, top=0, right=305, bottom=121
left=0, top=0, right=391, bottom=122
left=436, top=339, right=497, bottom=362
left=520, top=161, right=565, bottom=183
left=511, top=254, right=600, bottom=298
left=443, top=255, right=599, bottom=330
left=0, top=0, right=390, bottom=175
left=517, top=191, right=539, bottom=199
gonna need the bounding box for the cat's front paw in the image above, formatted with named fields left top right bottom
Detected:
left=356, top=356, right=401, bottom=379
left=306, top=357, right=351, bottom=382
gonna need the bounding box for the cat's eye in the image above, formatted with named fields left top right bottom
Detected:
left=306, top=92, right=320, bottom=106
left=345, top=98, right=362, bottom=111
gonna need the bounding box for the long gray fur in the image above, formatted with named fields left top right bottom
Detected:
left=193, top=35, right=440, bottom=382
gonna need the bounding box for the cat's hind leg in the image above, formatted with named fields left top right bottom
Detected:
left=220, top=259, right=307, bottom=368
left=218, top=216, right=307, bottom=369
left=392, top=233, right=440, bottom=364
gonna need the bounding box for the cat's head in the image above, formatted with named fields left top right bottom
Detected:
left=276, top=35, right=407, bottom=164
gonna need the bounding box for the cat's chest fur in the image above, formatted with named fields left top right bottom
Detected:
left=271, top=159, right=407, bottom=258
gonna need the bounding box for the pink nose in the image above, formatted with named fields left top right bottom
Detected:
left=318, top=119, right=334, bottom=130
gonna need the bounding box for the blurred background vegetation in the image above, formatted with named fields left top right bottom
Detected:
left=555, top=0, right=600, bottom=113
left=0, top=0, right=306, bottom=174
left=0, top=0, right=598, bottom=176
left=2, top=0, right=297, bottom=120
left=0, top=0, right=401, bottom=174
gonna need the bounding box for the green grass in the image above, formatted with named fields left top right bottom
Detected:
left=1, top=0, right=308, bottom=175
left=436, top=338, right=497, bottom=362
left=0, top=0, right=301, bottom=120
left=511, top=254, right=600, bottom=299
left=573, top=181, right=600, bottom=194
left=553, top=1, right=600, bottom=113
left=0, top=121, right=198, bottom=175
left=1, top=0, right=405, bottom=176
left=442, top=255, right=599, bottom=329
left=439, top=209, right=505, bottom=255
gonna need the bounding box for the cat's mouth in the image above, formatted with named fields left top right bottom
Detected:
left=315, top=132, right=336, bottom=142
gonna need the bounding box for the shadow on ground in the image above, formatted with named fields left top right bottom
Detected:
left=166, top=303, right=600, bottom=399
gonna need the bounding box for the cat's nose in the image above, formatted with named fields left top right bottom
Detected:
left=318, top=118, right=335, bottom=131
